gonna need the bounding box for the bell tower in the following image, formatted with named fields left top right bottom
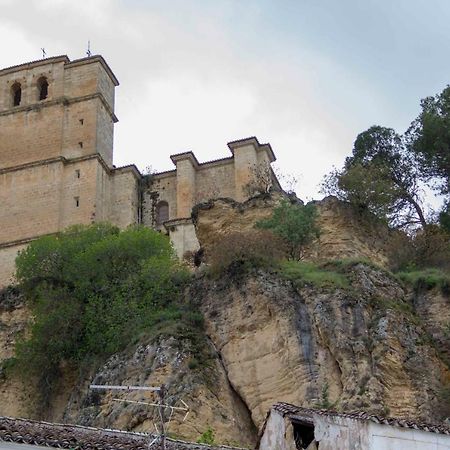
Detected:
left=0, top=55, right=123, bottom=285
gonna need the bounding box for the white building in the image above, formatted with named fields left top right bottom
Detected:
left=258, top=402, right=450, bottom=450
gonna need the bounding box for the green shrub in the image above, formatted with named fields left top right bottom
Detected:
left=257, top=200, right=320, bottom=260
left=13, top=224, right=197, bottom=402
left=279, top=260, right=349, bottom=290
left=197, top=427, right=216, bottom=445
left=396, top=268, right=450, bottom=294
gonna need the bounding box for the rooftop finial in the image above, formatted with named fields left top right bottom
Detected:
left=41, top=48, right=46, bottom=59
left=86, top=40, right=91, bottom=57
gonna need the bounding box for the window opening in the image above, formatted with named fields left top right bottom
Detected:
left=292, top=421, right=316, bottom=449
left=74, top=197, right=80, bottom=207
left=75, top=169, right=81, bottom=179
left=79, top=142, right=83, bottom=148
left=79, top=118, right=84, bottom=125
left=37, top=77, right=48, bottom=100
left=156, top=201, right=169, bottom=226
left=12, top=83, right=21, bottom=106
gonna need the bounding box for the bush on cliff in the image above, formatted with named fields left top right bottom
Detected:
left=256, top=200, right=320, bottom=260
left=13, top=224, right=191, bottom=401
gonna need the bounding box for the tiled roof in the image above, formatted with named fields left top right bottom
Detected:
left=273, top=402, right=450, bottom=436
left=0, top=416, right=244, bottom=449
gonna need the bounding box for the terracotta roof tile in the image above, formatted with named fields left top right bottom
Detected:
left=0, top=416, right=244, bottom=449
left=273, top=402, right=450, bottom=435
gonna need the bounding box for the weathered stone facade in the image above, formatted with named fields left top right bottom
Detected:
left=0, top=55, right=278, bottom=286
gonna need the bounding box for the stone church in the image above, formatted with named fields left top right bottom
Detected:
left=0, top=55, right=279, bottom=286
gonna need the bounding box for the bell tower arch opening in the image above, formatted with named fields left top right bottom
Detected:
left=11, top=82, right=21, bottom=106
left=37, top=76, right=49, bottom=100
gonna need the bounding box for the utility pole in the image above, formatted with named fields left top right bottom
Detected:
left=90, top=383, right=188, bottom=449
left=159, top=384, right=166, bottom=450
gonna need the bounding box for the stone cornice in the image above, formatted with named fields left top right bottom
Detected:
left=0, top=154, right=107, bottom=175
left=1, top=154, right=141, bottom=182
left=0, top=55, right=119, bottom=87
left=0, top=93, right=118, bottom=122
left=0, top=55, right=69, bottom=76
left=0, top=234, right=57, bottom=249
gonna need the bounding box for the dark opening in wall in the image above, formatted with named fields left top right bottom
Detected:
left=11, top=82, right=21, bottom=106
left=74, top=196, right=80, bottom=207
left=37, top=77, right=49, bottom=100
left=75, top=169, right=81, bottom=179
left=156, top=201, right=169, bottom=225
left=292, top=421, right=316, bottom=449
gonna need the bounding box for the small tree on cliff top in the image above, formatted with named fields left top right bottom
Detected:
left=257, top=201, right=320, bottom=260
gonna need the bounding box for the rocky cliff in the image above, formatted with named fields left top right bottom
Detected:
left=193, top=195, right=396, bottom=268
left=0, top=196, right=449, bottom=448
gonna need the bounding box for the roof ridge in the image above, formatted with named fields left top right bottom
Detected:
left=273, top=402, right=450, bottom=435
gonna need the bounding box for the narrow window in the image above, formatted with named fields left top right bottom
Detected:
left=75, top=169, right=81, bottom=179
left=156, top=201, right=169, bottom=225
left=79, top=118, right=84, bottom=125
left=78, top=142, right=83, bottom=148
left=11, top=82, right=21, bottom=106
left=74, top=196, right=80, bottom=207
left=37, top=77, right=49, bottom=101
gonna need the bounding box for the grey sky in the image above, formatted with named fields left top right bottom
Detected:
left=1, top=0, right=449, bottom=200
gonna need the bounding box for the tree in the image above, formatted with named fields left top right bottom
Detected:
left=407, top=86, right=450, bottom=195
left=257, top=201, right=321, bottom=260
left=13, top=224, right=190, bottom=403
left=244, top=162, right=274, bottom=197
left=322, top=126, right=427, bottom=230
left=440, top=202, right=450, bottom=232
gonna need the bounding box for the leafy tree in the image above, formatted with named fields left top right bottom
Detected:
left=322, top=126, right=427, bottom=229
left=439, top=202, right=450, bottom=232
left=407, top=86, right=450, bottom=195
left=13, top=224, right=191, bottom=402
left=257, top=201, right=320, bottom=260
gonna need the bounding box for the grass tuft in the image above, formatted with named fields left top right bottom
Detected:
left=278, top=260, right=350, bottom=290
left=396, top=268, right=450, bottom=295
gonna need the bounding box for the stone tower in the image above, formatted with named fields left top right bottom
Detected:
left=0, top=55, right=140, bottom=285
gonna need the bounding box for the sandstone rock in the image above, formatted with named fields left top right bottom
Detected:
left=61, top=336, right=257, bottom=448
left=193, top=194, right=396, bottom=268
left=191, top=265, right=449, bottom=429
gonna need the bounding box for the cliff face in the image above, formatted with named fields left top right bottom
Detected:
left=193, top=266, right=449, bottom=429
left=194, top=195, right=396, bottom=268
left=26, top=264, right=449, bottom=445
left=0, top=196, right=449, bottom=447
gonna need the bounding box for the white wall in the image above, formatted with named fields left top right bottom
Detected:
left=259, top=410, right=450, bottom=450
left=368, top=422, right=450, bottom=450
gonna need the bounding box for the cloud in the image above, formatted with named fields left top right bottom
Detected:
left=3, top=1, right=446, bottom=200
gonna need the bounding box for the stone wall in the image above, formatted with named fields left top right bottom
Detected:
left=142, top=138, right=276, bottom=226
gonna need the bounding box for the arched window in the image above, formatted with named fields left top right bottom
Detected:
left=37, top=77, right=49, bottom=101
left=11, top=82, right=21, bottom=106
left=156, top=201, right=169, bottom=226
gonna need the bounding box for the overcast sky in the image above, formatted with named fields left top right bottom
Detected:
left=1, top=0, right=450, bottom=200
